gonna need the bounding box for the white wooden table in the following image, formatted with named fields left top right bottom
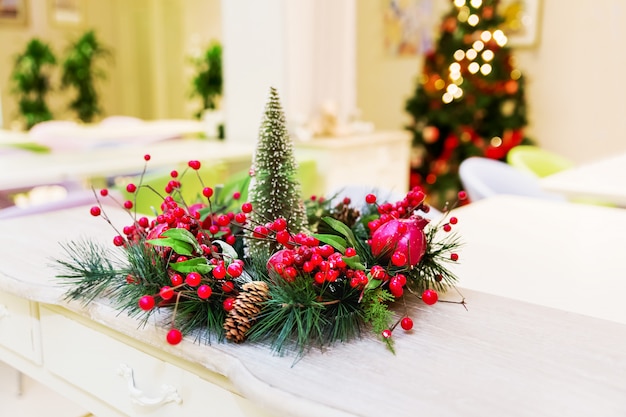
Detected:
left=540, top=151, right=626, bottom=207
left=0, top=197, right=625, bottom=416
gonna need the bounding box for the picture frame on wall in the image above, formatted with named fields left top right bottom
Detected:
left=500, top=0, right=542, bottom=48
left=48, top=0, right=85, bottom=27
left=0, top=0, right=28, bottom=26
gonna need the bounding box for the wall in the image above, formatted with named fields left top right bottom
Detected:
left=0, top=0, right=221, bottom=128
left=356, top=0, right=626, bottom=164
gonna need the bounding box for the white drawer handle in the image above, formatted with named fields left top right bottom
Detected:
left=0, top=304, right=9, bottom=320
left=117, top=364, right=182, bottom=407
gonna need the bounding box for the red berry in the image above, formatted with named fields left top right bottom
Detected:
left=212, top=265, right=227, bottom=279
left=126, top=183, right=137, bottom=193
left=273, top=218, right=288, bottom=231
left=365, top=193, right=377, bottom=204
left=185, top=272, right=202, bottom=287
left=450, top=253, right=459, bottom=261
left=449, top=216, right=458, bottom=225
left=188, top=160, right=201, bottom=170
left=124, top=200, right=133, bottom=209
left=400, top=316, right=414, bottom=331
left=443, top=224, right=452, bottom=232
left=233, top=191, right=241, bottom=200
left=221, top=281, right=235, bottom=293
left=99, top=189, right=108, bottom=197
left=241, top=202, right=253, bottom=213
left=138, top=295, right=155, bottom=311
left=344, top=247, right=357, bottom=257
left=197, top=284, right=212, bottom=299
left=283, top=266, right=298, bottom=282
left=144, top=154, right=151, bottom=161
left=159, top=286, right=174, bottom=300
left=170, top=170, right=178, bottom=178
left=90, top=206, right=101, bottom=216
left=166, top=328, right=182, bottom=345
left=382, top=329, right=392, bottom=339
left=227, top=262, right=243, bottom=277
left=223, top=297, right=236, bottom=311
left=422, top=289, right=438, bottom=305
left=113, top=235, right=125, bottom=246
left=170, top=273, right=183, bottom=286
left=203, top=187, right=214, bottom=198
left=391, top=251, right=407, bottom=267
left=342, top=197, right=351, bottom=205
left=276, top=230, right=291, bottom=245
left=234, top=212, right=247, bottom=223
left=458, top=191, right=468, bottom=200
left=138, top=216, right=149, bottom=228
left=217, top=214, right=230, bottom=226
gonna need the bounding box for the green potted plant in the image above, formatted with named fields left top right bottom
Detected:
left=190, top=41, right=223, bottom=138
left=10, top=39, right=57, bottom=130
left=61, top=30, right=111, bottom=123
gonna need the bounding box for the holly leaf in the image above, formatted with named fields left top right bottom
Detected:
left=313, top=233, right=347, bottom=253
left=160, top=228, right=202, bottom=253
left=342, top=255, right=366, bottom=270
left=321, top=217, right=358, bottom=248
left=169, top=257, right=213, bottom=274
left=145, top=237, right=194, bottom=256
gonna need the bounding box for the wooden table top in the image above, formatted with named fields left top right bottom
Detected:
left=1, top=196, right=625, bottom=416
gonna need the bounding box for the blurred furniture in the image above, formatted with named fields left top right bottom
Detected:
left=507, top=145, right=574, bottom=177
left=294, top=131, right=411, bottom=198
left=1, top=199, right=625, bottom=416
left=540, top=151, right=626, bottom=207
left=459, top=157, right=565, bottom=203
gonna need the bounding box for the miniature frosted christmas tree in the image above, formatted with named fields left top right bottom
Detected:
left=246, top=87, right=308, bottom=261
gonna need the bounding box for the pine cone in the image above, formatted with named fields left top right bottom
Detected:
left=332, top=203, right=361, bottom=228
left=224, top=281, right=270, bottom=343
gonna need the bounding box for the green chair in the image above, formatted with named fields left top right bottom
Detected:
left=506, top=145, right=574, bottom=178
left=507, top=145, right=615, bottom=207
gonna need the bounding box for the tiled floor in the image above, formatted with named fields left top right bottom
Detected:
left=0, top=360, right=92, bottom=417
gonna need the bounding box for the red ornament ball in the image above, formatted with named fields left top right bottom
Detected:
left=166, top=328, right=183, bottom=345
left=422, top=289, right=438, bottom=305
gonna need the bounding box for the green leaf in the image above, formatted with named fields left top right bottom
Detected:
left=342, top=255, right=366, bottom=271
left=161, top=228, right=202, bottom=252
left=169, top=258, right=213, bottom=274
left=313, top=233, right=347, bottom=253
left=321, top=217, right=358, bottom=248
left=145, top=238, right=194, bottom=256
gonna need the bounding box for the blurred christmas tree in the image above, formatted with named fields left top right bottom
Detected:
left=405, top=0, right=532, bottom=208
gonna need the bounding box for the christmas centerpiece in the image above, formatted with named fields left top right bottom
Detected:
left=56, top=87, right=465, bottom=356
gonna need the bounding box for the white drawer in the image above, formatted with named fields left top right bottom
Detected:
left=40, top=307, right=271, bottom=417
left=0, top=291, right=41, bottom=364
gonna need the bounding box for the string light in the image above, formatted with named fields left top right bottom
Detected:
left=490, top=137, right=502, bottom=147
left=458, top=6, right=470, bottom=22
left=482, top=50, right=494, bottom=61
left=466, top=49, right=478, bottom=60
left=470, top=0, right=482, bottom=7
left=442, top=92, right=454, bottom=104
left=454, top=49, right=466, bottom=61
left=480, top=63, right=492, bottom=75
left=481, top=31, right=492, bottom=42
left=511, top=69, right=522, bottom=80
left=472, top=40, right=485, bottom=52
left=468, top=62, right=480, bottom=74
left=454, top=0, right=466, bottom=7
left=434, top=79, right=446, bottom=90
left=493, top=30, right=508, bottom=47
left=467, top=14, right=480, bottom=26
